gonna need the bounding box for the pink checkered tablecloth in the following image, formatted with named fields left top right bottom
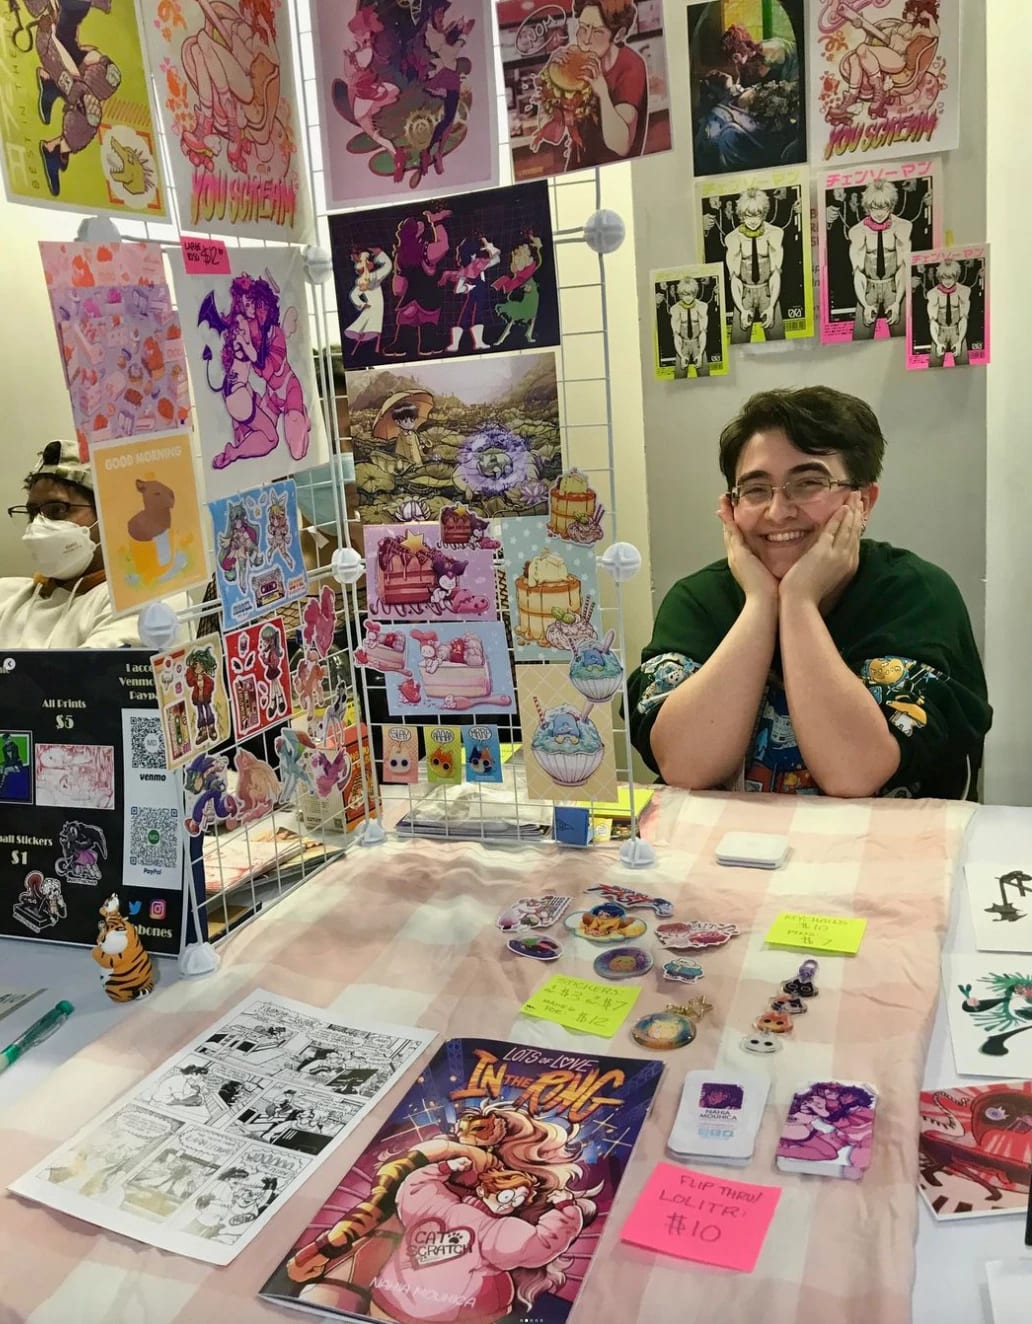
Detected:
left=0, top=789, right=973, bottom=1324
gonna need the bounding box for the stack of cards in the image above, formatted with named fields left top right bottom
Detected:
left=715, top=832, right=790, bottom=869
left=668, top=1070, right=770, bottom=1167
left=775, top=1080, right=878, bottom=1181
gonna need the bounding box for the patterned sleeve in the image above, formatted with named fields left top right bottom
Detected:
left=627, top=653, right=703, bottom=773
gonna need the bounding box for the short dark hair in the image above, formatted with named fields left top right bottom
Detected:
left=718, top=387, right=886, bottom=489
left=23, top=470, right=95, bottom=506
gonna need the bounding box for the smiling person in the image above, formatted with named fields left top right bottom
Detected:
left=628, top=387, right=991, bottom=799
left=1, top=440, right=142, bottom=648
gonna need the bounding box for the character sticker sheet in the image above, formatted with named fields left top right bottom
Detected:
left=818, top=158, right=942, bottom=344
left=259, top=1036, right=662, bottom=1321
left=0, top=0, right=165, bottom=217
left=497, top=0, right=672, bottom=182
left=347, top=351, right=561, bottom=526
left=365, top=522, right=497, bottom=623
left=810, top=0, right=960, bottom=167
left=919, top=1082, right=1032, bottom=1220
left=170, top=247, right=327, bottom=502
left=210, top=479, right=307, bottom=628
left=329, top=183, right=559, bottom=369
left=964, top=864, right=1032, bottom=955
left=311, top=0, right=498, bottom=212
left=0, top=649, right=182, bottom=952
left=697, top=167, right=814, bottom=343
left=516, top=662, right=619, bottom=803
left=687, top=0, right=806, bottom=178
left=944, top=955, right=1032, bottom=1078
left=89, top=431, right=210, bottom=617
left=650, top=264, right=729, bottom=379
left=906, top=244, right=990, bottom=371
left=225, top=616, right=293, bottom=738
left=380, top=622, right=516, bottom=717
left=500, top=516, right=602, bottom=661
left=140, top=0, right=310, bottom=240
left=9, top=991, right=434, bottom=1266
left=151, top=634, right=233, bottom=771
left=40, top=241, right=190, bottom=454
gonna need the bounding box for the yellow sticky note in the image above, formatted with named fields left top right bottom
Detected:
left=520, top=975, right=641, bottom=1038
left=765, top=912, right=867, bottom=955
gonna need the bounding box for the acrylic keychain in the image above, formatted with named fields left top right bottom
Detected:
left=632, top=997, right=713, bottom=1051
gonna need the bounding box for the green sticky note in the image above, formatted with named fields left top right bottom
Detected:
left=520, top=974, right=641, bottom=1038
left=765, top=912, right=867, bottom=955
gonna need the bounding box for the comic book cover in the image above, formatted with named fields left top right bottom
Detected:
left=140, top=0, right=311, bottom=240
left=0, top=0, right=166, bottom=217
left=697, top=166, right=814, bottom=343
left=650, top=263, right=729, bottom=379
left=906, top=244, right=990, bottom=372
left=260, top=1037, right=662, bottom=1322
left=809, top=0, right=959, bottom=166
left=918, top=1082, right=1032, bottom=1220
left=818, top=157, right=942, bottom=345
left=311, top=0, right=498, bottom=211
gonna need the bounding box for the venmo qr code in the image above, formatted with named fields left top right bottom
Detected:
left=128, top=713, right=168, bottom=770
left=129, top=806, right=179, bottom=871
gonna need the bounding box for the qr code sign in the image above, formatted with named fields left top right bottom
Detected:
left=129, top=806, right=179, bottom=870
left=129, top=714, right=168, bottom=770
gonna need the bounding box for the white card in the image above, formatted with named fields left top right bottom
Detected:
left=944, top=954, right=1032, bottom=1077
left=987, top=1260, right=1032, bottom=1324
left=715, top=832, right=789, bottom=869
left=965, top=863, right=1032, bottom=953
left=668, top=1069, right=770, bottom=1164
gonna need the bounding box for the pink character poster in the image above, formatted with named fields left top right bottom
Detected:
left=809, top=0, right=959, bottom=166
left=364, top=522, right=497, bottom=623
left=141, top=0, right=311, bottom=240
left=906, top=244, right=990, bottom=371
left=225, top=616, right=293, bottom=737
left=311, top=0, right=498, bottom=211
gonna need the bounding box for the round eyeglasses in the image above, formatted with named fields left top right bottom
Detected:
left=730, top=476, right=858, bottom=508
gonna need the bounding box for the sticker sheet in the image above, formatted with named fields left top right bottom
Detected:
left=329, top=183, right=558, bottom=369
left=377, top=622, right=515, bottom=717
left=650, top=263, right=729, bottom=379
left=171, top=247, right=327, bottom=501
left=0, top=0, right=165, bottom=217
left=39, top=241, right=190, bottom=455
left=906, top=245, right=990, bottom=371
left=224, top=617, right=293, bottom=739
left=365, top=522, right=497, bottom=623
left=944, top=955, right=1032, bottom=1077
left=497, top=0, right=672, bottom=182
left=500, top=516, right=602, bottom=661
left=9, top=990, right=434, bottom=1266
left=965, top=865, right=1032, bottom=955
left=810, top=0, right=960, bottom=167
left=818, top=158, right=942, bottom=344
left=347, top=351, right=561, bottom=526
left=151, top=634, right=233, bottom=771
left=311, top=0, right=498, bottom=212
left=516, top=662, right=618, bottom=803
left=918, top=1082, right=1032, bottom=1220
left=698, top=166, right=813, bottom=343
left=210, top=479, right=307, bottom=628
left=89, top=431, right=210, bottom=617
left=687, top=0, right=806, bottom=178
left=140, top=0, right=310, bottom=240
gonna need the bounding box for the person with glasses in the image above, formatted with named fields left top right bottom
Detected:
left=1, top=440, right=143, bottom=648
left=628, top=387, right=990, bottom=799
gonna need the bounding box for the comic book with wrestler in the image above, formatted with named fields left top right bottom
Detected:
left=260, top=1037, right=663, bottom=1323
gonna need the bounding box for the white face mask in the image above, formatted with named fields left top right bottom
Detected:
left=22, top=515, right=97, bottom=580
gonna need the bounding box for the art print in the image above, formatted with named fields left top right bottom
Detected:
left=775, top=1080, right=877, bottom=1179
left=210, top=479, right=307, bottom=627
left=463, top=724, right=503, bottom=784
left=311, top=0, right=498, bottom=211
left=224, top=616, right=292, bottom=738
left=347, top=352, right=562, bottom=527
left=89, top=431, right=210, bottom=616
left=919, top=1082, right=1032, bottom=1220
left=141, top=0, right=311, bottom=239
left=687, top=0, right=806, bottom=177
left=172, top=248, right=327, bottom=501
left=0, top=731, right=32, bottom=804
left=516, top=662, right=618, bottom=803
left=810, top=0, right=959, bottom=166
left=0, top=0, right=165, bottom=216
left=382, top=622, right=515, bottom=717
left=497, top=0, right=672, bottom=182
left=945, top=957, right=1032, bottom=1076
left=35, top=743, right=115, bottom=810
left=329, top=183, right=558, bottom=368
left=819, top=158, right=942, bottom=344
left=698, top=167, right=814, bottom=342
left=500, top=517, right=601, bottom=661
left=964, top=865, right=1032, bottom=955
left=906, top=245, right=990, bottom=371
left=151, top=634, right=232, bottom=770
left=650, top=264, right=729, bottom=379
left=365, top=522, right=497, bottom=623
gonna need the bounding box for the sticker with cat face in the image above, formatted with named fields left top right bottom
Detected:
left=382, top=726, right=419, bottom=785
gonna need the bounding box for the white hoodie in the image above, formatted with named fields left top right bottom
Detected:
left=0, top=574, right=142, bottom=649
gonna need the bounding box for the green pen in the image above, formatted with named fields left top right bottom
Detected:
left=0, top=1000, right=74, bottom=1074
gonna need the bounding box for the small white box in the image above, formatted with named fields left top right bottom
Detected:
left=715, top=831, right=790, bottom=869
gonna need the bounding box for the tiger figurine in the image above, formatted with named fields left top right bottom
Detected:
left=92, top=894, right=154, bottom=1003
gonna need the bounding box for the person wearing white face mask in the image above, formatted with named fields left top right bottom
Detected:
left=1, top=440, right=143, bottom=649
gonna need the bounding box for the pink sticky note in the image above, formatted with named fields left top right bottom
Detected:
left=180, top=235, right=230, bottom=276
left=620, top=1162, right=780, bottom=1273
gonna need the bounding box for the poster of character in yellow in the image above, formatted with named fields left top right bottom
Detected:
left=0, top=0, right=166, bottom=216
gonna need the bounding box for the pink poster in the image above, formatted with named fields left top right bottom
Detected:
left=905, top=244, right=990, bottom=371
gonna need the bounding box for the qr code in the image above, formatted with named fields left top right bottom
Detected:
left=129, top=806, right=180, bottom=870
left=129, top=714, right=167, bottom=770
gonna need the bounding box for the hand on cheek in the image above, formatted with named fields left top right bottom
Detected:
left=716, top=494, right=778, bottom=605
left=780, top=491, right=863, bottom=610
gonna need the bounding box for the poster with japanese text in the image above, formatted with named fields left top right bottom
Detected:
left=906, top=244, right=990, bottom=371
left=650, top=263, right=729, bottom=379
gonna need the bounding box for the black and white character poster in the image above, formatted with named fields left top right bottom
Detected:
left=651, top=264, right=729, bottom=379
left=907, top=245, right=990, bottom=371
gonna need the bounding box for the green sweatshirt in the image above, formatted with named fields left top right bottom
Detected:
left=627, top=540, right=992, bottom=799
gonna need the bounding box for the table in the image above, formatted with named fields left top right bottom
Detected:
left=0, top=790, right=974, bottom=1324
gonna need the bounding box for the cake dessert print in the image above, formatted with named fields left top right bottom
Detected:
left=364, top=522, right=497, bottom=622
left=501, top=516, right=602, bottom=662
left=379, top=622, right=515, bottom=716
